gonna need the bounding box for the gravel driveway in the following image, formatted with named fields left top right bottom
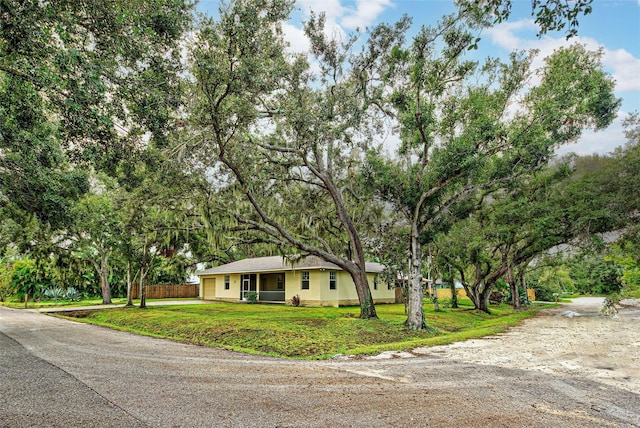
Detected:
left=1, top=297, right=639, bottom=427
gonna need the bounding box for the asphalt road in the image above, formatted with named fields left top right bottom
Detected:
left=1, top=303, right=639, bottom=427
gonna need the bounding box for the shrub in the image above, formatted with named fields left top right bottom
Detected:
left=10, top=259, right=52, bottom=300
left=531, top=281, right=559, bottom=302
left=0, top=285, right=11, bottom=302
left=65, top=287, right=83, bottom=302
left=44, top=287, right=66, bottom=301
left=567, top=255, right=623, bottom=295
left=0, top=263, right=14, bottom=302
left=245, top=291, right=258, bottom=304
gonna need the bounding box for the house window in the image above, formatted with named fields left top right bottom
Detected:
left=301, top=271, right=310, bottom=290
left=224, top=275, right=230, bottom=290
left=329, top=271, right=337, bottom=290
left=276, top=274, right=284, bottom=290
left=373, top=274, right=378, bottom=290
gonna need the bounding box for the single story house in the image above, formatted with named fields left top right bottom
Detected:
left=196, top=255, right=395, bottom=306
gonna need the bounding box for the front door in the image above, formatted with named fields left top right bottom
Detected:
left=240, top=274, right=256, bottom=300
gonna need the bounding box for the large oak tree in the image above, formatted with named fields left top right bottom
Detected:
left=365, top=29, right=619, bottom=328
left=187, top=0, right=407, bottom=318
left=0, top=0, right=193, bottom=230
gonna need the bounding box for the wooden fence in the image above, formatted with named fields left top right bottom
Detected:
left=130, top=284, right=199, bottom=299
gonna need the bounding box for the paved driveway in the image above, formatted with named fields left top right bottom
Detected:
left=1, top=301, right=639, bottom=427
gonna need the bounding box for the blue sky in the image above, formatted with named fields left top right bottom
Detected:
left=196, top=0, right=640, bottom=156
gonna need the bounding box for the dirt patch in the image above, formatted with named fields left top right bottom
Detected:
left=60, top=310, right=95, bottom=318
left=409, top=297, right=640, bottom=395
left=334, top=297, right=640, bottom=396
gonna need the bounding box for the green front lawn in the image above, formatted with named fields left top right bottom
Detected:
left=55, top=299, right=548, bottom=359
left=1, top=297, right=128, bottom=309
left=0, top=297, right=194, bottom=309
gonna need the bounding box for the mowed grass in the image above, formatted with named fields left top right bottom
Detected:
left=0, top=297, right=193, bottom=309
left=1, top=297, right=129, bottom=309
left=56, top=299, right=547, bottom=360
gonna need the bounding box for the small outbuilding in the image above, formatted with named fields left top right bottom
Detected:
left=196, top=255, right=395, bottom=307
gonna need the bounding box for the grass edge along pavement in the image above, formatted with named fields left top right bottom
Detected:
left=0, top=297, right=195, bottom=310
left=53, top=299, right=550, bottom=360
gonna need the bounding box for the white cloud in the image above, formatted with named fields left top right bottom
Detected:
left=297, top=0, right=393, bottom=31
left=290, top=0, right=394, bottom=46
left=282, top=22, right=311, bottom=53
left=603, top=48, right=640, bottom=92
left=555, top=113, right=628, bottom=157
left=484, top=19, right=538, bottom=51
left=296, top=0, right=347, bottom=41
left=297, top=0, right=345, bottom=23
left=341, top=0, right=393, bottom=30
left=279, top=0, right=394, bottom=75
left=486, top=19, right=640, bottom=96
left=485, top=20, right=639, bottom=155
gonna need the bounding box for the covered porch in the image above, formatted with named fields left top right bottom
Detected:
left=241, top=272, right=286, bottom=302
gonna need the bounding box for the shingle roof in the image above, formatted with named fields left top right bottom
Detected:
left=196, top=255, right=384, bottom=275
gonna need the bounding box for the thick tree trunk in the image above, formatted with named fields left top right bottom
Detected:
left=402, top=283, right=409, bottom=314
left=405, top=226, right=427, bottom=330
left=468, top=279, right=491, bottom=314
left=348, top=266, right=377, bottom=319
left=468, top=286, right=480, bottom=310
left=448, top=265, right=458, bottom=309
left=324, top=176, right=376, bottom=319
left=139, top=245, right=148, bottom=309
left=508, top=266, right=521, bottom=309
left=125, top=262, right=133, bottom=307
left=520, top=273, right=529, bottom=305
left=469, top=262, right=508, bottom=314
left=139, top=270, right=146, bottom=309
left=100, top=256, right=112, bottom=304
left=432, top=286, right=440, bottom=312
left=511, top=282, right=521, bottom=309
left=466, top=264, right=483, bottom=310
left=477, top=289, right=491, bottom=313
